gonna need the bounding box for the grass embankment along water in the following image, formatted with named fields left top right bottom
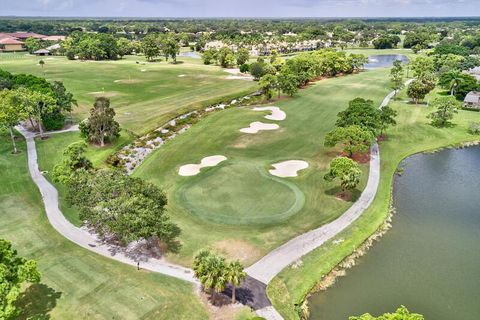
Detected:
left=0, top=134, right=209, bottom=319
left=0, top=53, right=257, bottom=135
left=267, top=87, right=480, bottom=320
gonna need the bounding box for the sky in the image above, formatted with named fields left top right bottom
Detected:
left=0, top=0, right=479, bottom=18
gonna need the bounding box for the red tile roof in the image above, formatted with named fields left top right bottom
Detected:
left=0, top=37, right=24, bottom=45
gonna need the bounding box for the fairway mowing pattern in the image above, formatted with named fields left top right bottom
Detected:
left=177, top=161, right=305, bottom=225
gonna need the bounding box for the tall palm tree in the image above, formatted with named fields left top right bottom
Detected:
left=225, top=261, right=246, bottom=304
left=439, top=70, right=462, bottom=97
left=198, top=253, right=227, bottom=301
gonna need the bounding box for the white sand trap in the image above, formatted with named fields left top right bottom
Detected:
left=178, top=155, right=227, bottom=176
left=178, top=74, right=186, bottom=77
left=140, top=69, right=147, bottom=72
left=269, top=160, right=309, bottom=178
left=226, top=75, right=254, bottom=81
left=253, top=106, right=286, bottom=121
left=240, top=122, right=279, bottom=134
left=224, top=68, right=241, bottom=75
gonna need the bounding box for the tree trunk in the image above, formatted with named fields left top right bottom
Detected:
left=232, top=286, right=236, bottom=304
left=38, top=117, right=44, bottom=138
left=451, top=87, right=454, bottom=96
left=9, top=127, right=18, bottom=154
left=29, top=116, right=38, bottom=131
left=100, top=133, right=105, bottom=147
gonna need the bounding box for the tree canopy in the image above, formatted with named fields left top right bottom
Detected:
left=0, top=239, right=41, bottom=319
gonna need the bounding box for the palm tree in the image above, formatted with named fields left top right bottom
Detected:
left=193, top=250, right=228, bottom=302
left=39, top=59, right=45, bottom=76
left=439, top=70, right=462, bottom=97
left=225, top=261, right=246, bottom=304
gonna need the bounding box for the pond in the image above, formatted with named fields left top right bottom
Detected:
left=307, top=146, right=480, bottom=320
left=178, top=51, right=201, bottom=59
left=364, top=54, right=408, bottom=69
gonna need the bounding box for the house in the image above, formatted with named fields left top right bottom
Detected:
left=464, top=91, right=480, bottom=109
left=33, top=48, right=50, bottom=56
left=42, top=35, right=66, bottom=41
left=0, top=37, right=24, bottom=52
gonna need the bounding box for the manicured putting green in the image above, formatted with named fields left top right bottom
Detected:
left=177, top=161, right=305, bottom=225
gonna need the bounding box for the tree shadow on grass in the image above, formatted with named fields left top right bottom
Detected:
left=16, top=283, right=62, bottom=320
left=325, top=187, right=361, bottom=203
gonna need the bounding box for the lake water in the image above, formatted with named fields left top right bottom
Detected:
left=308, top=147, right=480, bottom=320
left=178, top=51, right=201, bottom=59
left=364, top=54, right=408, bottom=69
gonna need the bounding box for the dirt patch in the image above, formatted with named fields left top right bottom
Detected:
left=213, top=239, right=262, bottom=265
left=87, top=91, right=119, bottom=98
left=335, top=191, right=353, bottom=202
left=339, top=152, right=371, bottom=164
left=198, top=288, right=246, bottom=320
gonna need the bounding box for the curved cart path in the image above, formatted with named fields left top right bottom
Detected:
left=17, top=80, right=410, bottom=320
left=17, top=126, right=198, bottom=284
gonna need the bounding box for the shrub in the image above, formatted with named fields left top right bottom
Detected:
left=468, top=122, right=480, bottom=135
left=239, top=63, right=250, bottom=73
left=42, top=110, right=65, bottom=130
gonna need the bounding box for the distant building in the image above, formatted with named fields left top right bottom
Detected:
left=0, top=32, right=65, bottom=52
left=464, top=91, right=480, bottom=109
left=33, top=48, right=51, bottom=56
left=0, top=37, right=24, bottom=52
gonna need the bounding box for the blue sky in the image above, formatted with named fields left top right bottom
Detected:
left=1, top=0, right=479, bottom=17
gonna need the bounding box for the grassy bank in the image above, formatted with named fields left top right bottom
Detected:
left=0, top=133, right=209, bottom=319
left=267, top=88, right=480, bottom=319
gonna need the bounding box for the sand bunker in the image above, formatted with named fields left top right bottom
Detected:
left=178, top=74, right=186, bottom=77
left=114, top=79, right=143, bottom=84
left=224, top=68, right=241, bottom=75
left=240, top=122, right=280, bottom=134
left=269, top=160, right=309, bottom=178
left=253, top=106, right=286, bottom=121
left=178, top=155, right=227, bottom=176
left=88, top=91, right=118, bottom=98
left=226, top=75, right=254, bottom=81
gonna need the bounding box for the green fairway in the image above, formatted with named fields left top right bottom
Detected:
left=132, top=68, right=391, bottom=266
left=267, top=88, right=480, bottom=319
left=0, top=53, right=257, bottom=134
left=0, top=134, right=209, bottom=320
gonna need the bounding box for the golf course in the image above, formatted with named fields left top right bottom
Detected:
left=0, top=53, right=257, bottom=134
left=2, top=45, right=480, bottom=319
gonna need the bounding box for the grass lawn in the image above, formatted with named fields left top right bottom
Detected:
left=35, top=131, right=132, bottom=226
left=0, top=133, right=209, bottom=320
left=131, top=68, right=391, bottom=266
left=0, top=53, right=257, bottom=135
left=266, top=88, right=480, bottom=319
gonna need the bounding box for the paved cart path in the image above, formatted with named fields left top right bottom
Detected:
left=17, top=80, right=411, bottom=320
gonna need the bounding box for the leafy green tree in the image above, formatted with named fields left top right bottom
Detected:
left=373, top=35, right=401, bottom=49
left=24, top=37, right=42, bottom=54
left=0, top=239, right=41, bottom=319
left=390, top=60, right=404, bottom=94
left=407, top=76, right=436, bottom=104
left=38, top=59, right=45, bottom=76
left=379, top=106, right=398, bottom=136
left=225, top=261, right=246, bottom=304
left=0, top=89, right=28, bottom=153
left=349, top=305, right=424, bottom=320
left=453, top=73, right=480, bottom=100
left=142, top=33, right=161, bottom=61
left=278, top=70, right=299, bottom=97
left=83, top=97, right=120, bottom=147
left=324, top=125, right=374, bottom=157
left=427, top=96, right=459, bottom=127
left=236, top=48, right=250, bottom=66
left=17, top=87, right=56, bottom=138
left=259, top=74, right=278, bottom=100
left=324, top=157, right=361, bottom=192
left=250, top=62, right=267, bottom=80
left=52, top=142, right=93, bottom=183
left=217, top=47, right=235, bottom=68
left=438, top=70, right=463, bottom=96
left=116, top=37, right=132, bottom=58
left=162, top=34, right=181, bottom=63
left=202, top=48, right=217, bottom=65
left=68, top=169, right=181, bottom=252
left=410, top=56, right=435, bottom=78
left=336, top=98, right=380, bottom=134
